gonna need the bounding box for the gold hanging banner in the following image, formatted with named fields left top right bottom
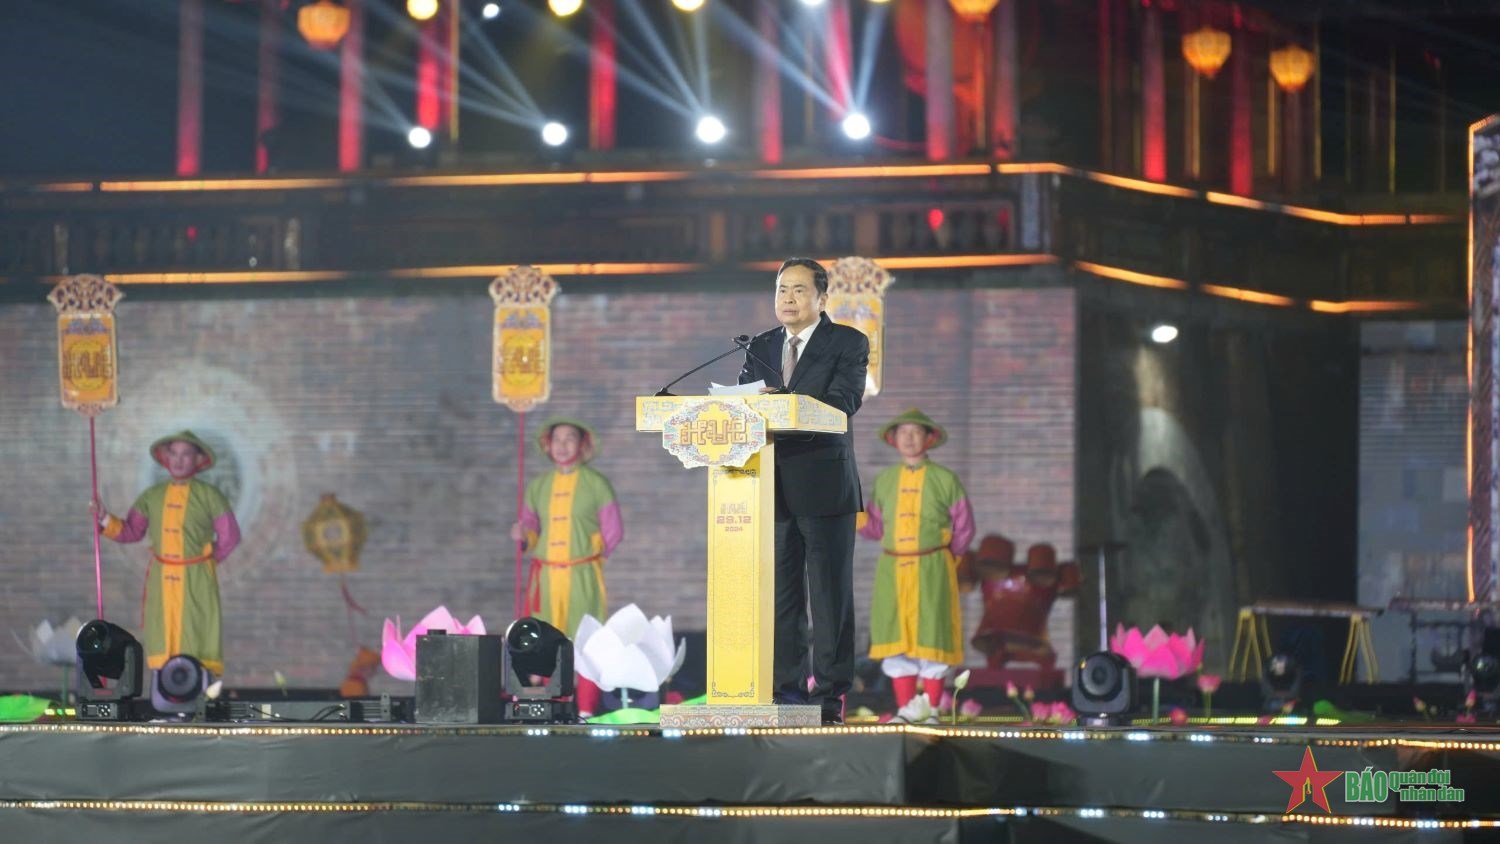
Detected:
left=489, top=265, right=559, bottom=412
left=48, top=275, right=123, bottom=417
left=825, top=257, right=895, bottom=399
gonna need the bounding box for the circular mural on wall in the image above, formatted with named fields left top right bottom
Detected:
left=103, top=363, right=296, bottom=586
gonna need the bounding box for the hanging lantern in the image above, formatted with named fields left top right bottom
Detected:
left=947, top=0, right=1000, bottom=24
left=1270, top=45, right=1315, bottom=93
left=303, top=493, right=367, bottom=574
left=298, top=0, right=351, bottom=51
left=1181, top=26, right=1232, bottom=79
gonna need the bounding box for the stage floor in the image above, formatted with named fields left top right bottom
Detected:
left=3, top=722, right=1499, bottom=842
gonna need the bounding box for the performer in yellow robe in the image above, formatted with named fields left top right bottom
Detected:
left=510, top=417, right=623, bottom=716
left=858, top=409, right=975, bottom=710
left=94, top=430, right=241, bottom=675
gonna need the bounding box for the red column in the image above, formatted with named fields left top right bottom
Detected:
left=589, top=0, right=617, bottom=150
left=1140, top=3, right=1166, bottom=181
left=416, top=19, right=441, bottom=132
left=826, top=0, right=854, bottom=117
left=991, top=0, right=1018, bottom=159
left=255, top=0, right=279, bottom=174
left=925, top=0, right=955, bottom=161
left=1229, top=27, right=1253, bottom=195
left=176, top=0, right=204, bottom=176
left=753, top=0, right=782, bottom=163
left=339, top=0, right=365, bottom=172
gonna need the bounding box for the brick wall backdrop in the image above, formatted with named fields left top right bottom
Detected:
left=0, top=284, right=1074, bottom=691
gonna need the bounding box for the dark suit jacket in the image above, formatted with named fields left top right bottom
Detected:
left=738, top=312, right=869, bottom=517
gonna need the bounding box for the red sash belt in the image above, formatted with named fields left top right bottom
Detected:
left=524, top=554, right=605, bottom=615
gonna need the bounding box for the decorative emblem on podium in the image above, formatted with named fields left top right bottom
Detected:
left=826, top=257, right=894, bottom=399
left=662, top=400, right=767, bottom=468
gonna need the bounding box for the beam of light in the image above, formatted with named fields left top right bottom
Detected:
left=616, top=0, right=702, bottom=112
left=500, top=0, right=697, bottom=121
left=852, top=2, right=889, bottom=110
left=709, top=2, right=841, bottom=113
left=1150, top=324, right=1178, bottom=344
left=691, top=0, right=711, bottom=109
left=550, top=0, right=583, bottom=17
left=671, top=0, right=704, bottom=10
left=661, top=0, right=707, bottom=110
left=456, top=10, right=546, bottom=121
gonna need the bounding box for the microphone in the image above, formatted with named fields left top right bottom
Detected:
left=654, top=343, right=745, bottom=397
left=733, top=334, right=791, bottom=392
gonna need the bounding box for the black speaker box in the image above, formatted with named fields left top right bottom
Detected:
left=415, top=633, right=505, bottom=724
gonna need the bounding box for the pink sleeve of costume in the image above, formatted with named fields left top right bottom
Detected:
left=598, top=500, right=624, bottom=556
left=519, top=505, right=541, bottom=535
left=858, top=501, right=884, bottom=540
left=213, top=512, right=242, bottom=563
left=949, top=496, right=975, bottom=556
left=112, top=509, right=150, bottom=543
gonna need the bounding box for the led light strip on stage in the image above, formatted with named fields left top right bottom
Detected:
left=6, top=722, right=1500, bottom=752
left=0, top=800, right=1494, bottom=829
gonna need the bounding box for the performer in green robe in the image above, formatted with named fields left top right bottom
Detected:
left=858, top=409, right=975, bottom=710
left=95, top=430, right=241, bottom=675
left=510, top=417, right=623, bottom=716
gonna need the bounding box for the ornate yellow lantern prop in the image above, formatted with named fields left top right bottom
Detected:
left=825, top=257, right=895, bottom=399
left=490, top=266, right=559, bottom=413
left=303, top=493, right=367, bottom=575
left=1181, top=26, right=1232, bottom=79
left=49, top=275, right=122, bottom=417
left=298, top=0, right=351, bottom=51
left=1270, top=45, right=1315, bottom=93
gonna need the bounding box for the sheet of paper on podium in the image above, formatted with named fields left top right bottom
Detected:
left=709, top=380, right=765, bottom=396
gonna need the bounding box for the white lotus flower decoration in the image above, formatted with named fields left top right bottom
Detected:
left=23, top=617, right=85, bottom=667
left=573, top=604, right=687, bottom=693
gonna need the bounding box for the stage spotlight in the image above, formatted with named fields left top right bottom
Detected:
left=695, top=115, right=727, bottom=145
left=481, top=2, right=501, bottom=18
left=406, top=0, right=439, bottom=21
left=407, top=126, right=433, bottom=149
left=1071, top=651, right=1136, bottom=726
left=841, top=112, right=872, bottom=141
left=549, top=0, right=583, bottom=17
left=1150, top=324, right=1178, bottom=344
left=1261, top=653, right=1303, bottom=712
left=541, top=121, right=569, bottom=147
left=76, top=619, right=144, bottom=700
left=152, top=654, right=212, bottom=715
left=799, top=0, right=826, bottom=7
left=502, top=616, right=578, bottom=723
left=1463, top=627, right=1500, bottom=710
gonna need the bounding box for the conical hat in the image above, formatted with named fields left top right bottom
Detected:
left=535, top=417, right=599, bottom=464
left=149, top=430, right=216, bottom=472
left=879, top=408, right=947, bottom=449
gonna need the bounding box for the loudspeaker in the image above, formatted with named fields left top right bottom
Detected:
left=415, top=632, right=505, bottom=724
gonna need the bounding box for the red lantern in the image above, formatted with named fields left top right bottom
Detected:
left=298, top=0, right=351, bottom=51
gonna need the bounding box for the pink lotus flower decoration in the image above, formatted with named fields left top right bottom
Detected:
left=1110, top=624, right=1204, bottom=680
left=1196, top=673, right=1222, bottom=694
left=1030, top=701, right=1075, bottom=725
left=381, top=606, right=487, bottom=681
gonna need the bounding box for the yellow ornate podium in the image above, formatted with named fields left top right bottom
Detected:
left=636, top=394, right=846, bottom=728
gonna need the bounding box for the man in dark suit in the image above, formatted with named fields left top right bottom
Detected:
left=738, top=257, right=869, bottom=725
